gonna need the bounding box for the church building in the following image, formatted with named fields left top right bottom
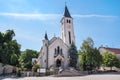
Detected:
left=37, top=6, right=75, bottom=69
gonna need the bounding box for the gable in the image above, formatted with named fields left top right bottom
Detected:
left=49, top=37, right=68, bottom=49
left=49, top=37, right=57, bottom=45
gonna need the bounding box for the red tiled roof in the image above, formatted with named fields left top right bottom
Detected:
left=102, top=47, right=120, bottom=54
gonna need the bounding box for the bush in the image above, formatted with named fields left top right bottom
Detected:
left=32, top=64, right=40, bottom=72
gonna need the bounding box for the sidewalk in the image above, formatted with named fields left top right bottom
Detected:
left=1, top=74, right=120, bottom=80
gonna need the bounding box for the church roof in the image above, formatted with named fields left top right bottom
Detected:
left=49, top=37, right=57, bottom=45
left=64, top=5, right=71, bottom=18
left=49, top=37, right=69, bottom=48
left=100, top=47, right=120, bottom=54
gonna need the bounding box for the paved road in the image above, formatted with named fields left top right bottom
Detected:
left=1, top=74, right=120, bottom=80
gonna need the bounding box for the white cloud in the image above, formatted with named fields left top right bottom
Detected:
left=0, top=12, right=61, bottom=20
left=0, top=12, right=117, bottom=21
left=73, top=14, right=117, bottom=18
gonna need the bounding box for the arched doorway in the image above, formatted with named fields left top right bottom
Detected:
left=56, top=59, right=61, bottom=67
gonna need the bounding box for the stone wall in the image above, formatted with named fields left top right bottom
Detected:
left=21, top=71, right=45, bottom=77
left=0, top=63, right=16, bottom=75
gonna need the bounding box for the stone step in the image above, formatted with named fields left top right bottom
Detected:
left=55, top=68, right=84, bottom=77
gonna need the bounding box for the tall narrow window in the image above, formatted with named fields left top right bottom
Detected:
left=68, top=31, right=71, bottom=44
left=69, top=20, right=71, bottom=23
left=57, top=46, right=60, bottom=54
left=54, top=48, right=56, bottom=54
left=60, top=49, right=63, bottom=55
left=67, top=19, right=69, bottom=23
left=54, top=48, right=57, bottom=57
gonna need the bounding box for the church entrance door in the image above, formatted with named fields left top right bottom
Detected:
left=56, top=59, right=61, bottom=67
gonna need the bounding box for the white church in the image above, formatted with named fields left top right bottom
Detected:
left=37, top=5, right=75, bottom=69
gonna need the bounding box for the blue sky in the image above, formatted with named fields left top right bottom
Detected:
left=0, top=0, right=120, bottom=51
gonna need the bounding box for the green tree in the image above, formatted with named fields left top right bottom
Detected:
left=79, top=37, right=102, bottom=70
left=19, top=49, right=38, bottom=70
left=78, top=53, right=86, bottom=70
left=0, top=32, right=4, bottom=62
left=0, top=30, right=21, bottom=66
left=102, top=51, right=118, bottom=70
left=93, top=48, right=102, bottom=68
left=114, top=59, right=120, bottom=68
left=4, top=30, right=15, bottom=41
left=68, top=43, right=78, bottom=68
left=10, top=53, right=18, bottom=65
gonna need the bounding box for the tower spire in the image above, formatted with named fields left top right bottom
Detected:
left=64, top=5, right=71, bottom=18
left=61, top=5, right=75, bottom=46
left=45, top=32, right=48, bottom=40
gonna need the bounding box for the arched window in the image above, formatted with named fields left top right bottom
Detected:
left=54, top=48, right=56, bottom=54
left=69, top=20, right=71, bottom=23
left=54, top=48, right=57, bottom=57
left=57, top=46, right=60, bottom=54
left=60, top=49, right=63, bottom=55
left=67, top=19, right=69, bottom=23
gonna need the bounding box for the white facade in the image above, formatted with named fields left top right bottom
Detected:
left=48, top=37, right=69, bottom=68
left=37, top=6, right=75, bottom=69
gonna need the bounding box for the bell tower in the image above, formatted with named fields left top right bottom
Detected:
left=61, top=5, right=75, bottom=46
